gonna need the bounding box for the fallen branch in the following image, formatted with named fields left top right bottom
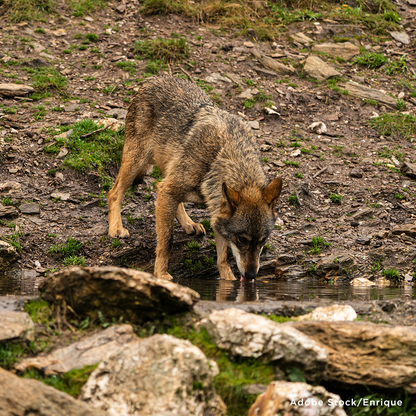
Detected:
left=313, top=166, right=328, bottom=179
left=180, top=66, right=196, bottom=84
left=80, top=123, right=116, bottom=139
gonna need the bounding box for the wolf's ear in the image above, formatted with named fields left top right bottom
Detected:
left=263, top=178, right=283, bottom=208
left=221, top=183, right=240, bottom=215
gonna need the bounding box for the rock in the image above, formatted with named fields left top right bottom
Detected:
left=338, top=81, right=397, bottom=107
left=260, top=144, right=272, bottom=152
left=349, top=168, right=363, bottom=178
left=199, top=308, right=327, bottom=376
left=350, top=277, right=375, bottom=286
left=50, top=192, right=70, bottom=201
left=312, top=42, right=360, bottom=60
left=290, top=148, right=301, bottom=157
left=298, top=305, right=357, bottom=322
left=32, top=42, right=46, bottom=53
left=275, top=265, right=308, bottom=280
left=204, top=73, right=232, bottom=84
left=0, top=83, right=34, bottom=97
left=40, top=266, right=200, bottom=323
left=248, top=381, right=346, bottom=416
left=0, top=205, right=19, bottom=217
left=97, top=118, right=124, bottom=131
left=224, top=72, right=243, bottom=86
left=389, top=31, right=410, bottom=45
left=15, top=324, right=138, bottom=375
left=303, top=56, right=340, bottom=82
left=19, top=203, right=40, bottom=214
left=350, top=207, right=373, bottom=220
left=55, top=129, right=73, bottom=139
left=239, top=88, right=255, bottom=99
left=0, top=181, right=21, bottom=192
left=39, top=52, right=56, bottom=61
left=28, top=58, right=48, bottom=67
left=290, top=32, right=314, bottom=46
left=400, top=161, right=416, bottom=179
left=355, top=235, right=372, bottom=245
left=57, top=147, right=69, bottom=158
left=0, top=240, right=19, bottom=269
left=308, top=121, right=327, bottom=134
left=392, top=223, right=416, bottom=238
left=115, top=2, right=126, bottom=13
left=247, top=120, right=260, bottom=130
left=290, top=320, right=416, bottom=389
left=107, top=108, right=127, bottom=119
left=258, top=56, right=295, bottom=75
left=53, top=29, right=67, bottom=37
left=0, top=311, right=34, bottom=342
left=80, top=334, right=226, bottom=416
left=244, top=41, right=255, bottom=48
left=0, top=368, right=109, bottom=416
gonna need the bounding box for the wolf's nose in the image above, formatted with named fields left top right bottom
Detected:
left=245, top=271, right=257, bottom=280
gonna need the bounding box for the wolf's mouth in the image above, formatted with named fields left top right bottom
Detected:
left=240, top=275, right=255, bottom=283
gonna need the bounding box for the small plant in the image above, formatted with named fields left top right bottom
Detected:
left=1, top=197, right=12, bottom=206
left=290, top=141, right=301, bottom=148
left=382, top=268, right=400, bottom=280
left=111, top=239, right=122, bottom=248
left=397, top=99, right=407, bottom=111
left=288, top=194, right=298, bottom=206
left=86, top=33, right=99, bottom=42
left=63, top=256, right=86, bottom=267
left=187, top=240, right=201, bottom=252
left=329, top=193, right=342, bottom=204
left=395, top=193, right=405, bottom=201
left=48, top=238, right=82, bottom=257
left=295, top=172, right=303, bottom=179
left=283, top=160, right=300, bottom=167
left=133, top=37, right=191, bottom=63
left=372, top=260, right=382, bottom=272
left=308, top=236, right=330, bottom=255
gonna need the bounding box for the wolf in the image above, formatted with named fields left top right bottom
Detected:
left=108, top=75, right=282, bottom=281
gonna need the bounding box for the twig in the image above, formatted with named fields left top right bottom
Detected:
left=168, top=63, right=172, bottom=76
left=313, top=166, right=328, bottom=179
left=80, top=123, right=116, bottom=139
left=180, top=65, right=196, bottom=84
left=56, top=304, right=62, bottom=332
left=62, top=300, right=76, bottom=333
left=295, top=190, right=303, bottom=206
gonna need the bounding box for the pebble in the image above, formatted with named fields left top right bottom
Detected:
left=349, top=168, right=363, bottom=178
left=19, top=203, right=40, bottom=215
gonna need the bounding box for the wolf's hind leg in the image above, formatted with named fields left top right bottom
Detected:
left=175, top=203, right=206, bottom=236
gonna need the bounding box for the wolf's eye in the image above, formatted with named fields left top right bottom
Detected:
left=238, top=236, right=249, bottom=244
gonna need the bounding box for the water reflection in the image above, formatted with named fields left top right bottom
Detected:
left=175, top=277, right=415, bottom=302
left=0, top=269, right=44, bottom=297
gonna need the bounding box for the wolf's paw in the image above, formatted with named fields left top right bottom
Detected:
left=108, top=226, right=130, bottom=238
left=183, top=222, right=206, bottom=236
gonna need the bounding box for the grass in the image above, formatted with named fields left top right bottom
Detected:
left=22, top=365, right=98, bottom=397
left=370, top=113, right=416, bottom=140
left=308, top=236, right=331, bottom=255
left=352, top=52, right=387, bottom=69
left=68, top=0, right=107, bottom=16
left=330, top=193, right=342, bottom=204
left=133, top=36, right=191, bottom=63
left=63, top=255, right=86, bottom=266
left=288, top=194, right=298, bottom=206
left=44, top=119, right=125, bottom=185
left=48, top=238, right=82, bottom=258
left=23, top=66, right=68, bottom=93
left=382, top=268, right=400, bottom=280
left=0, top=0, right=55, bottom=22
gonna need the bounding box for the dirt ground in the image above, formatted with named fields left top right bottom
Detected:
left=1, top=0, right=416, bottom=292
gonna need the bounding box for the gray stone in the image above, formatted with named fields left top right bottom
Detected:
left=248, top=381, right=346, bottom=416
left=356, top=235, right=372, bottom=245
left=312, top=42, right=360, bottom=60
left=39, top=52, right=56, bottom=61
left=389, top=31, right=411, bottom=45
left=57, top=147, right=69, bottom=158
left=0, top=83, right=34, bottom=97
left=297, top=305, right=357, bottom=322
left=0, top=241, right=19, bottom=268
left=349, top=168, right=363, bottom=178
left=304, top=55, right=341, bottom=82
left=401, top=161, right=416, bottom=179
left=50, top=192, right=70, bottom=201
left=0, top=181, right=21, bottom=192
left=204, top=73, right=232, bottom=84
left=290, top=32, right=314, bottom=46
left=338, top=81, right=397, bottom=107
left=247, top=120, right=260, bottom=130
left=0, top=368, right=109, bottom=416
left=392, top=223, right=416, bottom=238
left=80, top=334, right=226, bottom=416
left=19, top=203, right=40, bottom=214
left=40, top=266, right=200, bottom=323
left=107, top=108, right=127, bottom=119
left=15, top=324, right=138, bottom=375
left=199, top=308, right=328, bottom=377
left=0, top=311, right=34, bottom=342
left=0, top=205, right=19, bottom=218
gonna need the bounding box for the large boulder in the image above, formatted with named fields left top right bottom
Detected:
left=297, top=305, right=357, bottom=322
left=290, top=321, right=416, bottom=390
left=0, top=311, right=35, bottom=342
left=199, top=308, right=327, bottom=377
left=0, top=367, right=109, bottom=416
left=15, top=324, right=139, bottom=375
left=80, top=334, right=226, bottom=416
left=40, top=266, right=200, bottom=323
left=248, top=381, right=347, bottom=416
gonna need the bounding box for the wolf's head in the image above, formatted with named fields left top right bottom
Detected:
left=214, top=178, right=283, bottom=281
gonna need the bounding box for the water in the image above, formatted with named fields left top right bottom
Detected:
left=175, top=278, right=415, bottom=302
left=0, top=269, right=44, bottom=297
left=1, top=268, right=414, bottom=303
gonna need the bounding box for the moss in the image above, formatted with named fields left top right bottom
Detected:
left=22, top=365, right=98, bottom=397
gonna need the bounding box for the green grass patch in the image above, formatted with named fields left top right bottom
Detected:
left=133, top=36, right=192, bottom=63
left=370, top=113, right=416, bottom=140
left=48, top=238, right=82, bottom=258
left=63, top=255, right=86, bottom=266
left=45, top=119, right=124, bottom=184
left=22, top=365, right=98, bottom=397
left=352, top=52, right=387, bottom=69
left=0, top=0, right=55, bottom=22
left=23, top=66, right=68, bottom=93
left=68, top=0, right=107, bottom=16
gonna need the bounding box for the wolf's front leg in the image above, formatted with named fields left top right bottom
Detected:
left=214, top=230, right=236, bottom=280
left=154, top=183, right=179, bottom=280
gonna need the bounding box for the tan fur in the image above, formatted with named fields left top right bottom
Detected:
left=108, top=75, right=282, bottom=280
